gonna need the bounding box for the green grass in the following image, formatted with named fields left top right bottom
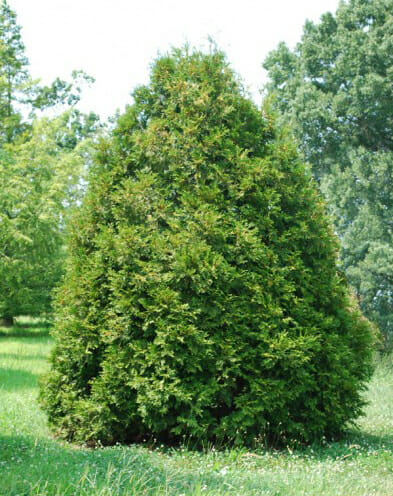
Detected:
left=1, top=322, right=393, bottom=495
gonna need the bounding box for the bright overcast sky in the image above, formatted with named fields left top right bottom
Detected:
left=9, top=0, right=341, bottom=120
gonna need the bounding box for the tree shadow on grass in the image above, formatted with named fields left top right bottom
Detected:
left=0, top=352, right=50, bottom=361
left=346, top=428, right=393, bottom=449
left=289, top=427, right=393, bottom=463
left=0, top=326, right=51, bottom=338
left=0, top=367, right=39, bottom=391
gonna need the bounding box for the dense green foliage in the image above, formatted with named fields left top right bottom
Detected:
left=0, top=0, right=98, bottom=324
left=41, top=48, right=374, bottom=446
left=263, top=0, right=393, bottom=345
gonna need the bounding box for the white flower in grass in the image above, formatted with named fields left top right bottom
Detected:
left=219, top=466, right=228, bottom=476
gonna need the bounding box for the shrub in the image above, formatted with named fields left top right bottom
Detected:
left=40, top=47, right=374, bottom=446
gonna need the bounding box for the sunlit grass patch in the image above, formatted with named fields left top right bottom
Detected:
left=0, top=316, right=51, bottom=339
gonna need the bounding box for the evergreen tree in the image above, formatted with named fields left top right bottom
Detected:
left=263, top=0, right=393, bottom=345
left=41, top=48, right=374, bottom=446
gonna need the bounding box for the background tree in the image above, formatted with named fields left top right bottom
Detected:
left=0, top=0, right=99, bottom=324
left=0, top=0, right=95, bottom=144
left=263, top=0, right=393, bottom=345
left=0, top=112, right=95, bottom=325
left=0, top=0, right=29, bottom=143
left=41, top=47, right=373, bottom=447
left=321, top=148, right=393, bottom=342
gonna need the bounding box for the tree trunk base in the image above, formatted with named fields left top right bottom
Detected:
left=0, top=316, right=14, bottom=327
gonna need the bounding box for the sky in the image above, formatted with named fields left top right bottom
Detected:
left=9, top=0, right=341, bottom=120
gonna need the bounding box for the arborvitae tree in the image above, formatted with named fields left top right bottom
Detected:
left=41, top=48, right=374, bottom=447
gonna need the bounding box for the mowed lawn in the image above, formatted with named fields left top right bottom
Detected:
left=1, top=322, right=393, bottom=496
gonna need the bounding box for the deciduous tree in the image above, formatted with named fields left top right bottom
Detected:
left=0, top=112, right=94, bottom=325
left=0, top=0, right=99, bottom=324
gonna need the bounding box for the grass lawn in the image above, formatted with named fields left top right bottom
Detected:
left=1, top=322, right=393, bottom=495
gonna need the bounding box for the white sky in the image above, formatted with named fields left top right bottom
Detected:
left=9, top=0, right=341, bottom=120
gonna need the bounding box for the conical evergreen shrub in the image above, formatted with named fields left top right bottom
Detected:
left=40, top=48, right=374, bottom=446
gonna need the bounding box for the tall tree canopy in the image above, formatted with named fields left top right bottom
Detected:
left=0, top=112, right=94, bottom=325
left=41, top=47, right=373, bottom=447
left=264, top=0, right=393, bottom=345
left=0, top=0, right=98, bottom=324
